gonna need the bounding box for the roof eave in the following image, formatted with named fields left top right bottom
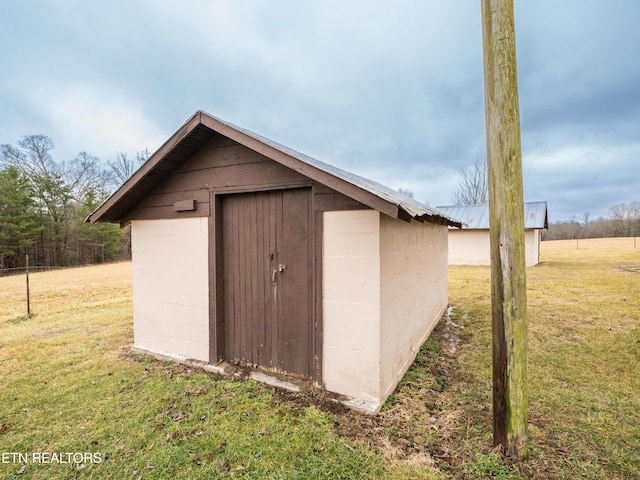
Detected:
left=87, top=110, right=456, bottom=226
left=197, top=113, right=405, bottom=220
left=86, top=113, right=204, bottom=224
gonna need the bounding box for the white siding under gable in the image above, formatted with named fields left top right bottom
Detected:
left=448, top=229, right=541, bottom=266
left=131, top=218, right=209, bottom=362
left=448, top=229, right=491, bottom=265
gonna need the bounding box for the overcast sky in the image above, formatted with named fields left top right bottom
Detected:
left=1, top=1, right=638, bottom=222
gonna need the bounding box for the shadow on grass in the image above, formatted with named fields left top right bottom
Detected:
left=7, top=313, right=35, bottom=323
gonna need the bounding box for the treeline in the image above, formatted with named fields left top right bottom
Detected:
left=0, top=135, right=148, bottom=271
left=543, top=202, right=640, bottom=241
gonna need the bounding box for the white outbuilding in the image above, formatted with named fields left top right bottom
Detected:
left=88, top=111, right=460, bottom=412
left=437, top=202, right=548, bottom=267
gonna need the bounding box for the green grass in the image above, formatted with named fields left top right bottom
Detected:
left=466, top=453, right=525, bottom=480
left=1, top=239, right=639, bottom=479
left=442, top=239, right=640, bottom=479
left=0, top=264, right=426, bottom=479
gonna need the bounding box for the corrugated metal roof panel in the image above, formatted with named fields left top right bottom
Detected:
left=207, top=112, right=453, bottom=222
left=435, top=204, right=489, bottom=229
left=436, top=202, right=548, bottom=229
left=524, top=201, right=549, bottom=229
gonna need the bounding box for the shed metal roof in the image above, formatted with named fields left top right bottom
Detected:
left=436, top=202, right=548, bottom=230
left=88, top=110, right=460, bottom=227
left=218, top=113, right=449, bottom=221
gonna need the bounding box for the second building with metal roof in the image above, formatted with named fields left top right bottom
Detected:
left=437, top=202, right=548, bottom=266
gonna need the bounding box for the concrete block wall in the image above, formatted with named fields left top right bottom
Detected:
left=131, top=218, right=210, bottom=361
left=379, top=216, right=448, bottom=400
left=129, top=212, right=448, bottom=412
left=322, top=210, right=382, bottom=410
left=322, top=210, right=449, bottom=412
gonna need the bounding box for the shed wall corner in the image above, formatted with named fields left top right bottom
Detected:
left=131, top=217, right=210, bottom=362
left=322, top=210, right=382, bottom=409
left=525, top=229, right=541, bottom=266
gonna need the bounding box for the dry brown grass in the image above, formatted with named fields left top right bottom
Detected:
left=0, top=262, right=133, bottom=323
left=545, top=237, right=639, bottom=251
left=438, top=238, right=640, bottom=478
left=335, top=237, right=639, bottom=479
left=1, top=239, right=638, bottom=479
left=0, top=262, right=418, bottom=479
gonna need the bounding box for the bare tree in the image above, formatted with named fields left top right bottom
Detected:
left=1, top=135, right=57, bottom=180
left=609, top=204, right=630, bottom=236
left=64, top=152, right=111, bottom=203
left=451, top=157, right=488, bottom=205
left=107, top=149, right=150, bottom=187
left=397, top=187, right=414, bottom=198
left=1, top=136, right=69, bottom=224
left=583, top=211, right=591, bottom=238
left=107, top=153, right=137, bottom=185
left=1, top=135, right=123, bottom=266
left=630, top=201, right=640, bottom=237
left=546, top=205, right=640, bottom=240
left=136, top=148, right=151, bottom=164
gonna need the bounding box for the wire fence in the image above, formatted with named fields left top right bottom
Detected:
left=0, top=262, right=127, bottom=278
left=0, top=265, right=67, bottom=278
left=0, top=265, right=68, bottom=277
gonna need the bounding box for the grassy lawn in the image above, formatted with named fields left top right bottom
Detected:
left=439, top=238, right=640, bottom=479
left=0, top=238, right=638, bottom=479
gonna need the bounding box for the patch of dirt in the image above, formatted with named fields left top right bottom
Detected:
left=274, top=307, right=487, bottom=473
left=274, top=309, right=558, bottom=479
left=619, top=264, right=640, bottom=273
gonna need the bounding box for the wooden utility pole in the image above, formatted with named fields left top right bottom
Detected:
left=481, top=0, right=529, bottom=459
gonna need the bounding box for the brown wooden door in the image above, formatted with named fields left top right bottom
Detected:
left=221, top=188, right=312, bottom=377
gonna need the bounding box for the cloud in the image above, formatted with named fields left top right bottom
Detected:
left=1, top=0, right=639, bottom=222
left=524, top=142, right=640, bottom=219
left=11, top=83, right=165, bottom=162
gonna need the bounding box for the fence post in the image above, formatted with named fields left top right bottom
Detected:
left=26, top=254, right=31, bottom=317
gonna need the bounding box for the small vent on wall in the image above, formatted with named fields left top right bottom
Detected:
left=173, top=199, right=196, bottom=212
